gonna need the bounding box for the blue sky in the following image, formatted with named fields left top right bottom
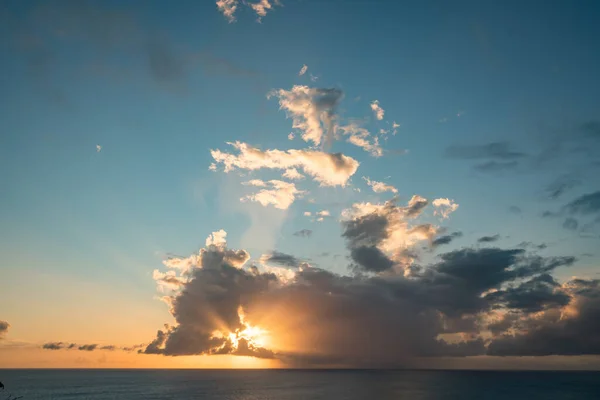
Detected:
left=1, top=0, right=600, bottom=368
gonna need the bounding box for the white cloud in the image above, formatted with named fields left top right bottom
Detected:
left=316, top=210, right=330, bottom=221
left=337, top=123, right=383, bottom=157
left=363, top=177, right=398, bottom=194
left=243, top=179, right=268, bottom=187
left=206, top=229, right=228, bottom=247
left=288, top=132, right=295, bottom=140
left=299, top=64, right=308, bottom=76
left=304, top=211, right=312, bottom=216
left=96, top=144, right=102, bottom=152
left=250, top=0, right=280, bottom=22
left=283, top=168, right=305, bottom=180
left=209, top=163, right=217, bottom=171
left=211, top=141, right=359, bottom=187
left=432, top=198, right=459, bottom=219
left=370, top=100, right=385, bottom=120
left=392, top=121, right=400, bottom=135
left=216, top=0, right=238, bottom=22
left=241, top=180, right=305, bottom=210
left=341, top=196, right=437, bottom=265
left=268, top=85, right=343, bottom=146
left=310, top=74, right=318, bottom=82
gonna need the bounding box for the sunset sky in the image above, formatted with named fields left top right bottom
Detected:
left=1, top=0, right=600, bottom=369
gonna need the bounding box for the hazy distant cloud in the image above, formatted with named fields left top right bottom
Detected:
left=562, top=217, right=579, bottom=231
left=363, top=177, right=397, bottom=193
left=509, top=205, right=522, bottom=214
left=293, top=229, right=312, bottom=238
left=146, top=35, right=185, bottom=83
left=473, top=161, right=519, bottom=172
left=78, top=344, right=98, bottom=351
left=298, top=64, right=308, bottom=76
left=337, top=123, right=383, bottom=157
left=564, top=191, right=600, bottom=215
left=216, top=0, right=238, bottom=22
left=241, top=179, right=305, bottom=210
left=544, top=174, right=581, bottom=200
left=0, top=320, right=9, bottom=338
left=96, top=144, right=102, bottom=152
left=432, top=198, right=459, bottom=219
left=268, top=86, right=343, bottom=146
left=42, top=341, right=133, bottom=352
left=370, top=100, right=385, bottom=120
left=445, top=142, right=526, bottom=160
left=211, top=141, right=359, bottom=187
left=478, top=234, right=500, bottom=243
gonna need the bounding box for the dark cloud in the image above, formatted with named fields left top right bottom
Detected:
left=261, top=251, right=308, bottom=268
left=293, top=229, right=312, bottom=238
left=508, top=206, right=522, bottom=214
left=580, top=121, right=600, bottom=138
left=473, top=161, right=519, bottom=172
left=517, top=241, right=548, bottom=250
left=478, top=234, right=500, bottom=243
left=42, top=342, right=65, bottom=350
left=484, top=274, right=571, bottom=313
left=445, top=142, right=527, bottom=160
left=544, top=174, right=581, bottom=200
left=432, top=231, right=463, bottom=248
left=0, top=320, right=9, bottom=337
left=488, top=279, right=600, bottom=356
left=78, top=344, right=98, bottom=351
left=350, top=246, right=394, bottom=272
left=564, top=191, right=600, bottom=215
left=146, top=35, right=186, bottom=83
left=562, top=217, right=579, bottom=231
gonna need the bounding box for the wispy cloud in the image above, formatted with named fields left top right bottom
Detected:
left=337, top=122, right=383, bottom=157
left=241, top=179, right=305, bottom=209
left=216, top=0, right=238, bottom=23
left=432, top=198, right=459, bottom=219
left=370, top=100, right=385, bottom=120
left=268, top=86, right=343, bottom=146
left=363, top=177, right=398, bottom=193
left=211, top=141, right=359, bottom=187
left=298, top=64, right=308, bottom=76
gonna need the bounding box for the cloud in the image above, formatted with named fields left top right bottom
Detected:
left=241, top=179, right=305, bottom=210
left=370, top=100, right=385, bottom=120
left=337, top=123, right=383, bottom=157
left=473, top=161, right=519, bottom=172
left=392, top=121, right=400, bottom=135
left=96, top=144, right=102, bottom=152
left=211, top=141, right=359, bottom=187
left=445, top=142, right=527, bottom=160
left=260, top=251, right=308, bottom=268
left=544, top=174, right=581, bottom=200
left=363, top=177, right=398, bottom=194
left=477, top=234, right=500, bottom=243
left=562, top=217, right=579, bottom=231
left=140, top=229, right=583, bottom=366
left=316, top=210, right=330, bottom=222
left=0, top=320, right=9, bottom=338
left=564, top=191, right=600, bottom=215
left=508, top=205, right=522, bottom=214
left=216, top=0, right=238, bottom=23
left=432, top=198, right=459, bottom=219
left=487, top=278, right=600, bottom=356
left=293, top=229, right=312, bottom=238
left=432, top=231, right=463, bottom=248
left=268, top=86, right=344, bottom=146
left=78, top=344, right=98, bottom=351
left=282, top=168, right=305, bottom=180
left=341, top=196, right=437, bottom=272
left=298, top=64, right=307, bottom=76
left=250, top=0, right=279, bottom=22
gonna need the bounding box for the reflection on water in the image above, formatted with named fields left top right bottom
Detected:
left=1, top=369, right=600, bottom=400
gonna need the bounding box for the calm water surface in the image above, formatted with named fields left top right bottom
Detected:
left=1, top=369, right=599, bottom=399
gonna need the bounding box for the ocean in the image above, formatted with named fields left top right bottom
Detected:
left=1, top=369, right=599, bottom=399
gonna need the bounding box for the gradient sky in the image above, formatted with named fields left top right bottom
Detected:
left=1, top=0, right=600, bottom=369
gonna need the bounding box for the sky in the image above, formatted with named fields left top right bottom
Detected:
left=1, top=0, right=600, bottom=369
